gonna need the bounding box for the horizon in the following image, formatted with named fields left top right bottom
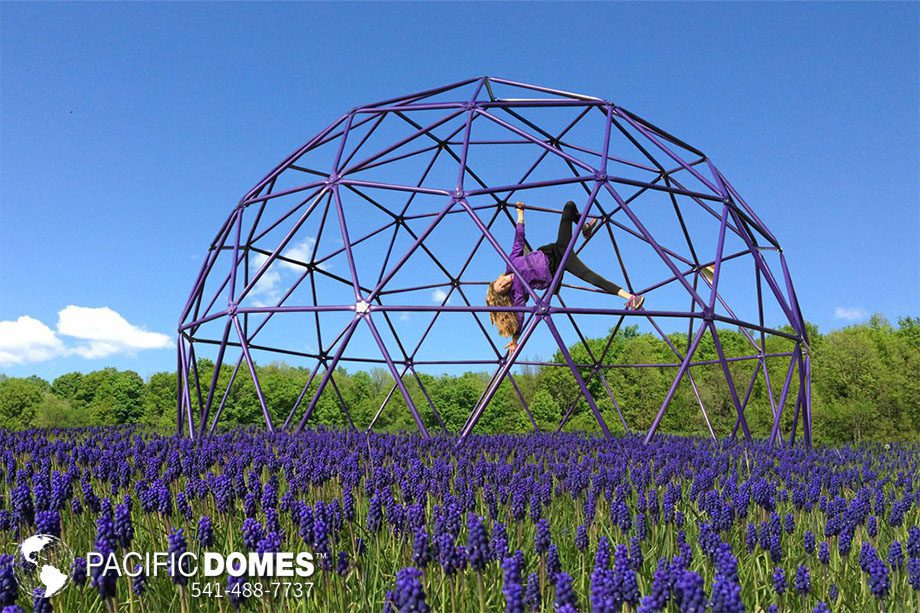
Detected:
left=2, top=313, right=909, bottom=385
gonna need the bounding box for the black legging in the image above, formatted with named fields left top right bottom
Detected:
left=539, top=201, right=623, bottom=295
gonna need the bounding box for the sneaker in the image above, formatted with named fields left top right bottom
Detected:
left=701, top=265, right=715, bottom=286
left=581, top=218, right=599, bottom=239
left=626, top=294, right=645, bottom=310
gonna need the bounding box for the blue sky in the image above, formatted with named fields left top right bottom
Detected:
left=1, top=2, right=917, bottom=382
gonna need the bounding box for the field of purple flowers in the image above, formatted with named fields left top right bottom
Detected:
left=0, top=427, right=918, bottom=612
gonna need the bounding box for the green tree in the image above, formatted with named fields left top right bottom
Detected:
left=51, top=371, right=85, bottom=401
left=529, top=389, right=560, bottom=431
left=430, top=373, right=483, bottom=433
left=88, top=370, right=146, bottom=424
left=144, top=371, right=178, bottom=430
left=258, top=362, right=311, bottom=427
left=0, top=377, right=47, bottom=429
left=31, top=393, right=89, bottom=429
left=344, top=370, right=378, bottom=428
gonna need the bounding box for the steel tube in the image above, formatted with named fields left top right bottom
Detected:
left=769, top=347, right=801, bottom=446
left=208, top=355, right=244, bottom=436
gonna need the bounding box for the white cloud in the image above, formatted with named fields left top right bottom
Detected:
left=69, top=342, right=123, bottom=359
left=57, top=305, right=172, bottom=356
left=249, top=252, right=283, bottom=307
left=248, top=239, right=329, bottom=306
left=280, top=238, right=317, bottom=272
left=0, top=307, right=172, bottom=367
left=0, top=316, right=67, bottom=366
left=432, top=288, right=450, bottom=305
left=834, top=306, right=868, bottom=321
left=399, top=312, right=411, bottom=322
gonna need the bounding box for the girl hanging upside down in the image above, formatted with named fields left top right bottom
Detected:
left=486, top=200, right=645, bottom=354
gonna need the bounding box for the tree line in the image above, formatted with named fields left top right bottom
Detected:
left=1, top=316, right=917, bottom=445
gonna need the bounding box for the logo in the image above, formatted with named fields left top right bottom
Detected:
left=88, top=550, right=317, bottom=579
left=12, top=534, right=74, bottom=598
left=7, top=534, right=317, bottom=600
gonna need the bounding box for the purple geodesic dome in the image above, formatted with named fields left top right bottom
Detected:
left=178, top=77, right=811, bottom=446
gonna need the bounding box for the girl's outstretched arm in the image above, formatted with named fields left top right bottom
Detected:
left=507, top=202, right=527, bottom=262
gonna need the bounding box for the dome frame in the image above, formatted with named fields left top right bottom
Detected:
left=177, top=77, right=811, bottom=447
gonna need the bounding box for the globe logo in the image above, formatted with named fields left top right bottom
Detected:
left=12, top=534, right=74, bottom=598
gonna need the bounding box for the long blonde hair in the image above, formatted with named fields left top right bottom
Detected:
left=486, top=279, right=518, bottom=338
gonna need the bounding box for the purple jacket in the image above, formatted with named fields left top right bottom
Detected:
left=505, top=222, right=552, bottom=336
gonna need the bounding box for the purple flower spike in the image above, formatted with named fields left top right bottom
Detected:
left=547, top=545, right=561, bottom=580
left=553, top=572, right=578, bottom=611
left=71, top=557, right=87, bottom=588
left=32, top=589, right=51, bottom=613
left=241, top=517, right=264, bottom=551
left=745, top=523, right=757, bottom=553
left=35, top=510, right=60, bottom=538
left=198, top=515, right=214, bottom=548
left=675, top=570, right=706, bottom=612
left=11, top=482, right=34, bottom=527
left=772, top=567, right=787, bottom=595
left=491, top=522, right=509, bottom=561
left=412, top=528, right=431, bottom=568
left=867, top=515, right=878, bottom=538
left=818, top=541, right=830, bottom=565
left=386, top=567, right=429, bottom=613
left=501, top=554, right=525, bottom=613
left=89, top=538, right=117, bottom=600
left=534, top=518, right=551, bottom=555
left=132, top=564, right=146, bottom=596
left=437, top=533, right=461, bottom=576
left=466, top=514, right=490, bottom=572
left=709, top=573, right=743, bottom=612
left=167, top=527, right=190, bottom=586
left=795, top=565, right=811, bottom=595
left=907, top=557, right=920, bottom=591
left=868, top=556, right=891, bottom=599
left=227, top=566, right=249, bottom=610
left=594, top=537, right=611, bottom=571
left=114, top=503, right=133, bottom=548
left=367, top=492, right=383, bottom=533
left=0, top=555, right=17, bottom=607
left=908, top=526, right=920, bottom=558
left=803, top=530, right=815, bottom=555
left=336, top=551, right=349, bottom=576
left=575, top=525, right=588, bottom=552
left=524, top=572, right=541, bottom=611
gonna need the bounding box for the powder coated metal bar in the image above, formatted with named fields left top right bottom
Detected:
left=208, top=355, right=244, bottom=436
left=769, top=346, right=801, bottom=447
